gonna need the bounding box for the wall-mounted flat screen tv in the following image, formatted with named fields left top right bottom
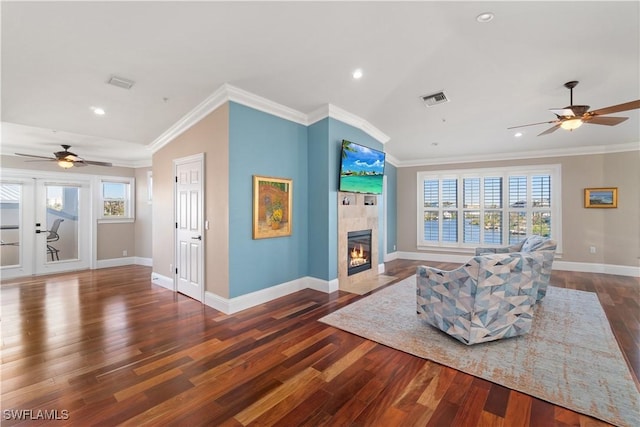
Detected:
left=339, top=140, right=386, bottom=195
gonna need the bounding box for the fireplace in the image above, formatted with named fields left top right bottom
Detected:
left=347, top=229, right=372, bottom=276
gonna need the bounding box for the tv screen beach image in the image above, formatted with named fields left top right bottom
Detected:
left=339, top=141, right=385, bottom=194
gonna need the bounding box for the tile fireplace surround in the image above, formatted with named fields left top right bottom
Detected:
left=338, top=192, right=380, bottom=288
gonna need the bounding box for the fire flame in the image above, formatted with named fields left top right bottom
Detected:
left=349, top=244, right=368, bottom=267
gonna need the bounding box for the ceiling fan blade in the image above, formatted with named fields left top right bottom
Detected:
left=549, top=108, right=575, bottom=117
left=14, top=153, right=56, bottom=160
left=584, top=116, right=629, bottom=126
left=24, top=159, right=56, bottom=163
left=73, top=161, right=88, bottom=167
left=82, top=160, right=113, bottom=167
left=589, top=100, right=640, bottom=116
left=538, top=124, right=561, bottom=136
left=507, top=120, right=558, bottom=130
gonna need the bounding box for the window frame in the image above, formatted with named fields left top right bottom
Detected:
left=97, top=177, right=135, bottom=223
left=416, top=164, right=561, bottom=252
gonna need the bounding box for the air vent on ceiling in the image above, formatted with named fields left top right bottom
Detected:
left=107, top=75, right=135, bottom=90
left=421, top=91, right=449, bottom=107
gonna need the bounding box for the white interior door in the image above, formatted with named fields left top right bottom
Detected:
left=1, top=177, right=90, bottom=279
left=175, top=155, right=204, bottom=302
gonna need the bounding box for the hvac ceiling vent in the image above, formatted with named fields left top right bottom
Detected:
left=107, top=75, right=135, bottom=90
left=421, top=91, right=448, bottom=107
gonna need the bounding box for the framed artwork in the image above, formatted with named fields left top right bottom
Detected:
left=253, top=175, right=293, bottom=239
left=584, top=187, right=618, bottom=208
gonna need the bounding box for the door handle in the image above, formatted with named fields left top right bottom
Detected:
left=191, top=235, right=202, bottom=240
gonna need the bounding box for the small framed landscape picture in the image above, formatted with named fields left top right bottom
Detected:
left=253, top=175, right=293, bottom=239
left=584, top=187, right=618, bottom=208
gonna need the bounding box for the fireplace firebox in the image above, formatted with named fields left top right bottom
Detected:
left=347, top=229, right=372, bottom=276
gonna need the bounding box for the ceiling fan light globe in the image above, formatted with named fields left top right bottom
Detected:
left=560, top=119, right=584, bottom=131
left=58, top=160, right=74, bottom=169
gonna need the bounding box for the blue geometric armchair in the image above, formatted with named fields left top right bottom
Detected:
left=475, top=235, right=556, bottom=302
left=416, top=251, right=545, bottom=345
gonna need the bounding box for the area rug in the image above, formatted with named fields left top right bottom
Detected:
left=320, top=276, right=640, bottom=427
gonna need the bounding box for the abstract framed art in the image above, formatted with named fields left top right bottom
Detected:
left=253, top=175, right=293, bottom=239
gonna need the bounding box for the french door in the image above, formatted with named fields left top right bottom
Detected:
left=1, top=176, right=91, bottom=279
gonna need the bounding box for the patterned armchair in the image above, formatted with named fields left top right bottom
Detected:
left=475, top=235, right=556, bottom=302
left=416, top=251, right=544, bottom=345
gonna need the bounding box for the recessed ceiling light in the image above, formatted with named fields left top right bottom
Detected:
left=514, top=132, right=523, bottom=137
left=476, top=12, right=494, bottom=23
left=352, top=68, right=363, bottom=79
left=91, top=107, right=106, bottom=116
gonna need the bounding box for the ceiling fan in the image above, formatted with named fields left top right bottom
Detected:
left=15, top=145, right=113, bottom=169
left=508, top=81, right=640, bottom=136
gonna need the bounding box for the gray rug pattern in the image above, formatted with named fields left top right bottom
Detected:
left=320, top=276, right=640, bottom=427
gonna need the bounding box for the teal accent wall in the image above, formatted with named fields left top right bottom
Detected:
left=228, top=102, right=309, bottom=298
left=385, top=162, right=397, bottom=254
left=307, top=118, right=331, bottom=280
left=226, top=103, right=397, bottom=296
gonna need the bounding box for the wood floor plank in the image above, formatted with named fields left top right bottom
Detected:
left=1, top=262, right=635, bottom=426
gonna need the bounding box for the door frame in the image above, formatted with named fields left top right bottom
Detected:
left=1, top=168, right=96, bottom=279
left=173, top=153, right=205, bottom=302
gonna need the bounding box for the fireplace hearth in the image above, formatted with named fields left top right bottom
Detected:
left=347, top=230, right=372, bottom=276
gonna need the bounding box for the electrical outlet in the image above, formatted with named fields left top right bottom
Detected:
left=122, top=249, right=128, bottom=256
left=590, top=246, right=596, bottom=254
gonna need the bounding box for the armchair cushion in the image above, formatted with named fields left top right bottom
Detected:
left=475, top=235, right=556, bottom=302
left=417, top=252, right=543, bottom=345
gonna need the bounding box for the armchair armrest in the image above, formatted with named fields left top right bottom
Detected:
left=417, top=263, right=478, bottom=314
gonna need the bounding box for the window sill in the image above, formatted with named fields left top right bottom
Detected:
left=98, top=218, right=135, bottom=224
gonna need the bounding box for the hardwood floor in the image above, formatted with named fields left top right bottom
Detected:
left=1, top=261, right=638, bottom=426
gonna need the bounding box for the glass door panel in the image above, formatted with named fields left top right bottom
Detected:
left=35, top=180, right=89, bottom=275
left=44, top=185, right=80, bottom=263
left=1, top=183, right=22, bottom=267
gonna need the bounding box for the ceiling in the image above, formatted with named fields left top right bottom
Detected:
left=2, top=1, right=639, bottom=168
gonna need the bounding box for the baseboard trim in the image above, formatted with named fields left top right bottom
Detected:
left=134, top=257, right=153, bottom=267
left=554, top=261, right=640, bottom=277
left=96, top=257, right=152, bottom=269
left=151, top=272, right=174, bottom=291
left=398, top=251, right=640, bottom=278
left=384, top=251, right=400, bottom=263
left=305, top=276, right=339, bottom=294
left=204, top=275, right=339, bottom=315
left=96, top=257, right=136, bottom=269
left=205, top=277, right=307, bottom=314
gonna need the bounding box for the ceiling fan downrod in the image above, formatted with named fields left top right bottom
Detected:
left=564, top=80, right=579, bottom=105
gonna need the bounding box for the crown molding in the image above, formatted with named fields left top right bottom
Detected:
left=308, top=104, right=390, bottom=145
left=384, top=153, right=400, bottom=167
left=396, top=142, right=640, bottom=168
left=147, top=84, right=229, bottom=154
left=225, top=84, right=308, bottom=125
left=148, top=84, right=391, bottom=154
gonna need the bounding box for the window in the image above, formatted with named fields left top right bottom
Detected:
left=99, top=177, right=135, bottom=222
left=417, top=165, right=560, bottom=249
